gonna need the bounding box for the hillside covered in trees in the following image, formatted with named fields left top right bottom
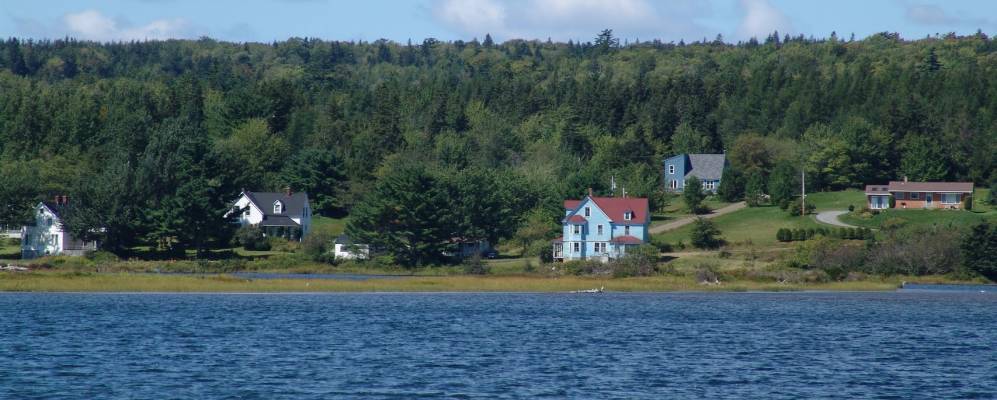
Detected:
left=1, top=31, right=995, bottom=259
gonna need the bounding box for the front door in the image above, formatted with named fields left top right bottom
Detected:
left=925, top=194, right=933, bottom=208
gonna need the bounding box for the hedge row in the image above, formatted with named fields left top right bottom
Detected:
left=776, top=227, right=874, bottom=242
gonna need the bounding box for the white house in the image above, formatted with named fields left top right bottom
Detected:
left=21, top=197, right=99, bottom=259
left=334, top=234, right=369, bottom=260
left=229, top=189, right=312, bottom=239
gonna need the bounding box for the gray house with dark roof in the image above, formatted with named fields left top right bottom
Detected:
left=228, top=189, right=312, bottom=239
left=663, top=154, right=727, bottom=193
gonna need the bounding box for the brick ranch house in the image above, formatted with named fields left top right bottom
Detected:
left=864, top=180, right=974, bottom=210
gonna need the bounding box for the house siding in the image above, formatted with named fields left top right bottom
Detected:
left=663, top=155, right=687, bottom=192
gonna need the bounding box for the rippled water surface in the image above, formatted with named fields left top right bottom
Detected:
left=1, top=292, right=995, bottom=399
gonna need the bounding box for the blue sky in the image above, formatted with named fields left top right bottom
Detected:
left=3, top=0, right=997, bottom=44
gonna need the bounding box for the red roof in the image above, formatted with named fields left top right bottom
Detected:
left=567, top=215, right=587, bottom=224
left=564, top=196, right=649, bottom=224
left=610, top=235, right=643, bottom=244
left=887, top=181, right=973, bottom=193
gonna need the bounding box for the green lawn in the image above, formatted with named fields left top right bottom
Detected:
left=652, top=190, right=870, bottom=248
left=0, top=240, right=19, bottom=259
left=654, top=205, right=825, bottom=247
left=654, top=196, right=733, bottom=223
left=311, top=216, right=349, bottom=237
left=974, top=188, right=995, bottom=213
left=839, top=208, right=995, bottom=229
left=805, top=189, right=867, bottom=211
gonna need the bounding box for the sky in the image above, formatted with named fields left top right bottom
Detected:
left=3, top=0, right=997, bottom=44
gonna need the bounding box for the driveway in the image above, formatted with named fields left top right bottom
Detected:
left=649, top=202, right=746, bottom=234
left=815, top=210, right=857, bottom=228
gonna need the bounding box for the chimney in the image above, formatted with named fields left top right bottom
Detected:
left=903, top=176, right=908, bottom=183
left=588, top=187, right=593, bottom=197
left=284, top=186, right=292, bottom=196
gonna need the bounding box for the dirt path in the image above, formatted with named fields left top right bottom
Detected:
left=649, top=202, right=747, bottom=234
left=815, top=210, right=857, bottom=228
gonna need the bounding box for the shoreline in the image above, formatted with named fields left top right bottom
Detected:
left=0, top=271, right=929, bottom=293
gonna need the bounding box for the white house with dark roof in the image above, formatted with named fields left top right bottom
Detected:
left=229, top=189, right=312, bottom=239
left=21, top=196, right=99, bottom=259
left=663, top=153, right=727, bottom=193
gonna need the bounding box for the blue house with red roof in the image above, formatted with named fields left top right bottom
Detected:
left=552, top=189, right=650, bottom=262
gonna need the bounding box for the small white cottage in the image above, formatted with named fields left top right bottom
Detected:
left=229, top=189, right=312, bottom=240
left=21, top=197, right=99, bottom=259
left=333, top=234, right=369, bottom=260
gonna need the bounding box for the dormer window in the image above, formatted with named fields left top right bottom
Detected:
left=584, top=207, right=591, bottom=217
left=624, top=211, right=633, bottom=221
left=668, top=165, right=675, bottom=174
left=273, top=200, right=284, bottom=214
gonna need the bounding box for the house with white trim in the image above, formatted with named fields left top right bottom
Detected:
left=229, top=189, right=312, bottom=240
left=552, top=189, right=650, bottom=262
left=21, top=196, right=99, bottom=259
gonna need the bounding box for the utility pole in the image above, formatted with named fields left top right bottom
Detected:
left=801, top=169, right=806, bottom=218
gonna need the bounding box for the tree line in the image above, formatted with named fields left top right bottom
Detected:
left=0, top=30, right=995, bottom=260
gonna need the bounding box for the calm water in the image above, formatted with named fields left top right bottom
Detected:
left=1, top=292, right=995, bottom=399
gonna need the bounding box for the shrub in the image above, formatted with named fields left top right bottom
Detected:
left=650, top=236, right=673, bottom=253
left=234, top=226, right=270, bottom=251
left=690, top=217, right=723, bottom=249
left=268, top=237, right=298, bottom=253
left=788, top=199, right=816, bottom=216
left=301, top=233, right=334, bottom=262
left=962, top=194, right=973, bottom=211
left=848, top=204, right=855, bottom=212
left=684, top=176, right=708, bottom=214
left=462, top=254, right=491, bottom=275
left=694, top=263, right=721, bottom=284
left=776, top=228, right=792, bottom=242
left=611, top=245, right=658, bottom=277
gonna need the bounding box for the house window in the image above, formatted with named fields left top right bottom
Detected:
left=941, top=193, right=960, bottom=204
left=597, top=225, right=603, bottom=235
left=895, top=192, right=904, bottom=200
left=910, top=192, right=919, bottom=200
left=273, top=201, right=283, bottom=214
left=625, top=226, right=630, bottom=236
left=584, top=207, right=591, bottom=217
left=703, top=181, right=716, bottom=190
left=573, top=225, right=581, bottom=235
left=669, top=180, right=677, bottom=189
left=595, top=243, right=607, bottom=253
left=624, top=211, right=632, bottom=221
left=668, top=165, right=675, bottom=174
left=573, top=242, right=580, bottom=253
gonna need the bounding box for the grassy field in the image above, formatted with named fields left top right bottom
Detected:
left=653, top=196, right=734, bottom=223
left=652, top=190, right=867, bottom=247
left=0, top=271, right=919, bottom=292
left=311, top=216, right=349, bottom=237
left=840, top=208, right=995, bottom=229
left=654, top=206, right=825, bottom=247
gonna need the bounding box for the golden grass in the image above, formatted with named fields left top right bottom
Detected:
left=0, top=271, right=911, bottom=293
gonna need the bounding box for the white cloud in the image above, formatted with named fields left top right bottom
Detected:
left=736, top=0, right=792, bottom=40
left=905, top=4, right=988, bottom=27
left=62, top=10, right=193, bottom=41
left=435, top=0, right=711, bottom=42
left=436, top=0, right=507, bottom=37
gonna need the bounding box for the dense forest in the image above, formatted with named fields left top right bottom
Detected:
left=0, top=30, right=995, bottom=261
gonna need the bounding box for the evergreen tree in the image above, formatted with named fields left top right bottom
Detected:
left=768, top=162, right=797, bottom=208
left=962, top=222, right=997, bottom=281
left=279, top=149, right=347, bottom=216
left=346, top=165, right=455, bottom=267
left=683, top=176, right=707, bottom=214
left=744, top=172, right=765, bottom=206
left=690, top=217, right=722, bottom=249
left=717, top=169, right=744, bottom=203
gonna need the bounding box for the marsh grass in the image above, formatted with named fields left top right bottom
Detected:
left=0, top=270, right=929, bottom=293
